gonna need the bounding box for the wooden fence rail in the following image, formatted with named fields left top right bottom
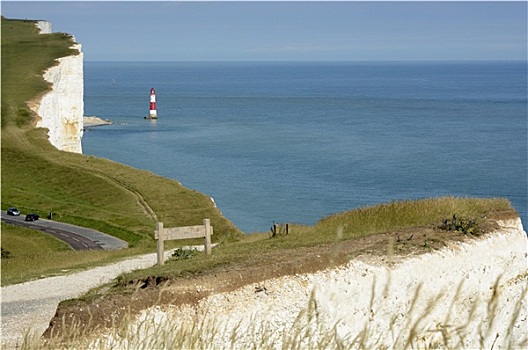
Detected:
left=155, top=218, right=213, bottom=266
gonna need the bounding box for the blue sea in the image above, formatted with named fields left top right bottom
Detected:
left=82, top=61, right=527, bottom=233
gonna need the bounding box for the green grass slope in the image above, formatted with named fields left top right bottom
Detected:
left=1, top=17, right=518, bottom=289
left=1, top=17, right=243, bottom=250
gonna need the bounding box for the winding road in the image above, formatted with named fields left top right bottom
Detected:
left=0, top=210, right=171, bottom=348
left=1, top=212, right=128, bottom=250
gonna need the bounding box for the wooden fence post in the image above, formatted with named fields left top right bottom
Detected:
left=156, top=220, right=213, bottom=263
left=204, top=218, right=212, bottom=255
left=156, top=222, right=165, bottom=266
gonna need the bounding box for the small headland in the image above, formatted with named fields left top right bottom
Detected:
left=83, top=116, right=112, bottom=130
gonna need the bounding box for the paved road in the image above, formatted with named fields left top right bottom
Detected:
left=1, top=212, right=128, bottom=250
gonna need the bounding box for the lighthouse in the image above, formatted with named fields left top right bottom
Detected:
left=148, top=88, right=158, bottom=119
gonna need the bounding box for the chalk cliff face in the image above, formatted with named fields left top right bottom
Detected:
left=117, top=218, right=527, bottom=349
left=32, top=21, right=84, bottom=154
left=36, top=20, right=52, bottom=34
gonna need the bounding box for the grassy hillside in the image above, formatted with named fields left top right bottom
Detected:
left=1, top=17, right=519, bottom=290
left=1, top=18, right=77, bottom=127
left=2, top=17, right=523, bottom=348
left=1, top=17, right=243, bottom=252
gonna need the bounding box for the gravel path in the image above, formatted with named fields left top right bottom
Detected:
left=1, top=249, right=177, bottom=349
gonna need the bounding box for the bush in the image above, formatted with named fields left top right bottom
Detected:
left=1, top=247, right=13, bottom=259
left=171, top=248, right=198, bottom=261
left=439, top=213, right=480, bottom=236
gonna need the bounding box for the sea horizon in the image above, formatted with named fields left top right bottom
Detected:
left=82, top=60, right=527, bottom=233
left=84, top=59, right=527, bottom=64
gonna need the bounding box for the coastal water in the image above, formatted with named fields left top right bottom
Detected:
left=82, top=61, right=527, bottom=233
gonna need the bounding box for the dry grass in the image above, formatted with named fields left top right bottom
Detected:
left=314, top=196, right=513, bottom=242
left=18, top=274, right=527, bottom=349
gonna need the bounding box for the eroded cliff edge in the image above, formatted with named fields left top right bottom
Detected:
left=114, top=218, right=527, bottom=348
left=31, top=21, right=84, bottom=154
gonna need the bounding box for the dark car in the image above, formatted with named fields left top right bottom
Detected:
left=25, top=213, right=39, bottom=221
left=7, top=207, right=20, bottom=216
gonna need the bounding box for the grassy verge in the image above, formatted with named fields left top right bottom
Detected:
left=313, top=196, right=512, bottom=241
left=0, top=223, right=152, bottom=286
left=115, top=196, right=516, bottom=287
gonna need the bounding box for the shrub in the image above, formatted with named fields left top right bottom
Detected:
left=1, top=247, right=13, bottom=259
left=439, top=213, right=481, bottom=236
left=171, top=248, right=198, bottom=261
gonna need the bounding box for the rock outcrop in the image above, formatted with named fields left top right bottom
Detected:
left=32, top=21, right=84, bottom=154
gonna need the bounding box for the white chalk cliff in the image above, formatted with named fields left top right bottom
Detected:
left=105, top=218, right=527, bottom=349
left=32, top=21, right=84, bottom=154
left=35, top=20, right=52, bottom=34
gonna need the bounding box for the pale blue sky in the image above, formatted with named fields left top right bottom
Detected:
left=2, top=1, right=526, bottom=61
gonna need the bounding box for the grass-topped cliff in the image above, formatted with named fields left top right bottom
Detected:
left=2, top=17, right=524, bottom=348
left=1, top=16, right=519, bottom=284
left=1, top=17, right=242, bottom=283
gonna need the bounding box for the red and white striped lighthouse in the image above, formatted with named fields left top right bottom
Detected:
left=149, top=88, right=158, bottom=119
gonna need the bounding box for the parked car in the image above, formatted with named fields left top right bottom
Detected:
left=25, top=213, right=39, bottom=221
left=7, top=207, right=20, bottom=216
